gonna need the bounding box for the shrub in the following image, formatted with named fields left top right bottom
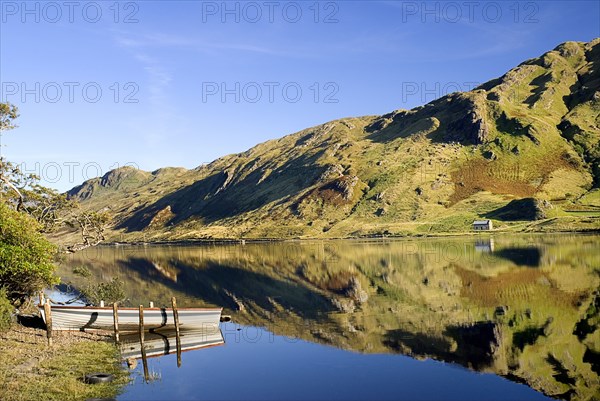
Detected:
left=0, top=203, right=58, bottom=303
left=72, top=265, right=92, bottom=278
left=0, top=288, right=13, bottom=331
left=81, top=277, right=125, bottom=306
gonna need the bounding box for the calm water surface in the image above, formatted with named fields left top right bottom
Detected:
left=59, top=234, right=600, bottom=401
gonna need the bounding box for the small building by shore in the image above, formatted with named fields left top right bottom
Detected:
left=473, top=220, right=493, bottom=231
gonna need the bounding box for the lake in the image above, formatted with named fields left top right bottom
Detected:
left=58, top=234, right=600, bottom=401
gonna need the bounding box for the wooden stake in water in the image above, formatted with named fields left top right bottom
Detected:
left=172, top=297, right=182, bottom=368
left=139, top=305, right=149, bottom=382
left=44, top=299, right=53, bottom=347
left=113, top=303, right=120, bottom=344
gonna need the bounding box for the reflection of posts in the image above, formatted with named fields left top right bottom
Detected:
left=172, top=297, right=182, bottom=368
left=324, top=243, right=340, bottom=265
left=139, top=305, right=149, bottom=382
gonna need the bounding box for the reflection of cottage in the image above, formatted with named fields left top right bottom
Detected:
left=473, top=220, right=493, bottom=231
left=475, top=238, right=495, bottom=252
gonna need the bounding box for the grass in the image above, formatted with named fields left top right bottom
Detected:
left=564, top=210, right=600, bottom=217
left=0, top=325, right=128, bottom=401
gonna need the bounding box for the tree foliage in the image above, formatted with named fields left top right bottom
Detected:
left=0, top=102, right=57, bottom=304
left=0, top=103, right=18, bottom=131
left=69, top=266, right=125, bottom=306
left=0, top=101, right=112, bottom=303
left=82, top=278, right=125, bottom=306
left=0, top=288, right=13, bottom=331
left=25, top=186, right=75, bottom=233
left=0, top=202, right=58, bottom=303
left=0, top=102, right=111, bottom=251
left=0, top=103, right=26, bottom=211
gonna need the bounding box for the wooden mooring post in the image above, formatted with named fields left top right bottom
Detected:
left=44, top=299, right=53, bottom=346
left=139, top=305, right=149, bottom=382
left=171, top=297, right=182, bottom=367
left=113, top=303, right=120, bottom=344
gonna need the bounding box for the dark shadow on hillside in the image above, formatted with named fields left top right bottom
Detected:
left=365, top=109, right=438, bottom=143
left=120, top=257, right=335, bottom=320
left=495, top=111, right=531, bottom=137
left=524, top=72, right=553, bottom=107
left=366, top=85, right=502, bottom=146
left=563, top=41, right=600, bottom=110
left=584, top=348, right=600, bottom=376
left=494, top=247, right=542, bottom=267
left=117, top=151, right=328, bottom=232
left=484, top=198, right=545, bottom=221
left=365, top=95, right=482, bottom=145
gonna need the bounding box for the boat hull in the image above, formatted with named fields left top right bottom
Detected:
left=39, top=305, right=222, bottom=331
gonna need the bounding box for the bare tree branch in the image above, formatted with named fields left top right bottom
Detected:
left=0, top=174, right=24, bottom=211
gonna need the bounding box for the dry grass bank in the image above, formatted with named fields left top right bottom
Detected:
left=0, top=323, right=127, bottom=401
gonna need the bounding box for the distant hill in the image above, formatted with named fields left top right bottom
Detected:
left=65, top=39, right=600, bottom=241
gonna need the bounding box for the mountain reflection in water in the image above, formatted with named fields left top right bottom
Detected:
left=60, top=234, right=600, bottom=401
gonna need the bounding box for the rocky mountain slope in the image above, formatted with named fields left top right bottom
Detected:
left=65, top=39, right=600, bottom=241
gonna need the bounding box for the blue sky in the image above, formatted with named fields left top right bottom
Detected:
left=0, top=0, right=599, bottom=191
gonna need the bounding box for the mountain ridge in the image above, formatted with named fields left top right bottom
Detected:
left=64, top=39, right=600, bottom=242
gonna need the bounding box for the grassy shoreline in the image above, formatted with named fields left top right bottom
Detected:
left=90, top=224, right=600, bottom=248
left=0, top=323, right=128, bottom=401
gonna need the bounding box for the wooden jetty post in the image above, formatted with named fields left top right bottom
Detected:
left=139, top=305, right=145, bottom=337
left=112, top=303, right=120, bottom=344
left=44, top=299, right=53, bottom=346
left=139, top=305, right=149, bottom=382
left=172, top=297, right=182, bottom=367
left=38, top=292, right=44, bottom=306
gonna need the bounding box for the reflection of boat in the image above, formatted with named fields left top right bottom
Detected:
left=39, top=305, right=222, bottom=331
left=120, top=327, right=224, bottom=360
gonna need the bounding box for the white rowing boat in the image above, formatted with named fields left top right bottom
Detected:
left=39, top=305, right=222, bottom=331
left=119, top=327, right=225, bottom=360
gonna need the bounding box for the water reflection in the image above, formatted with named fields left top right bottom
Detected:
left=120, top=327, right=224, bottom=361
left=120, top=326, right=225, bottom=384
left=60, top=234, right=600, bottom=401
left=474, top=238, right=495, bottom=253
left=495, top=246, right=542, bottom=267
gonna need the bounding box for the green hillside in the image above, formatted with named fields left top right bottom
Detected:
left=63, top=39, right=600, bottom=242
